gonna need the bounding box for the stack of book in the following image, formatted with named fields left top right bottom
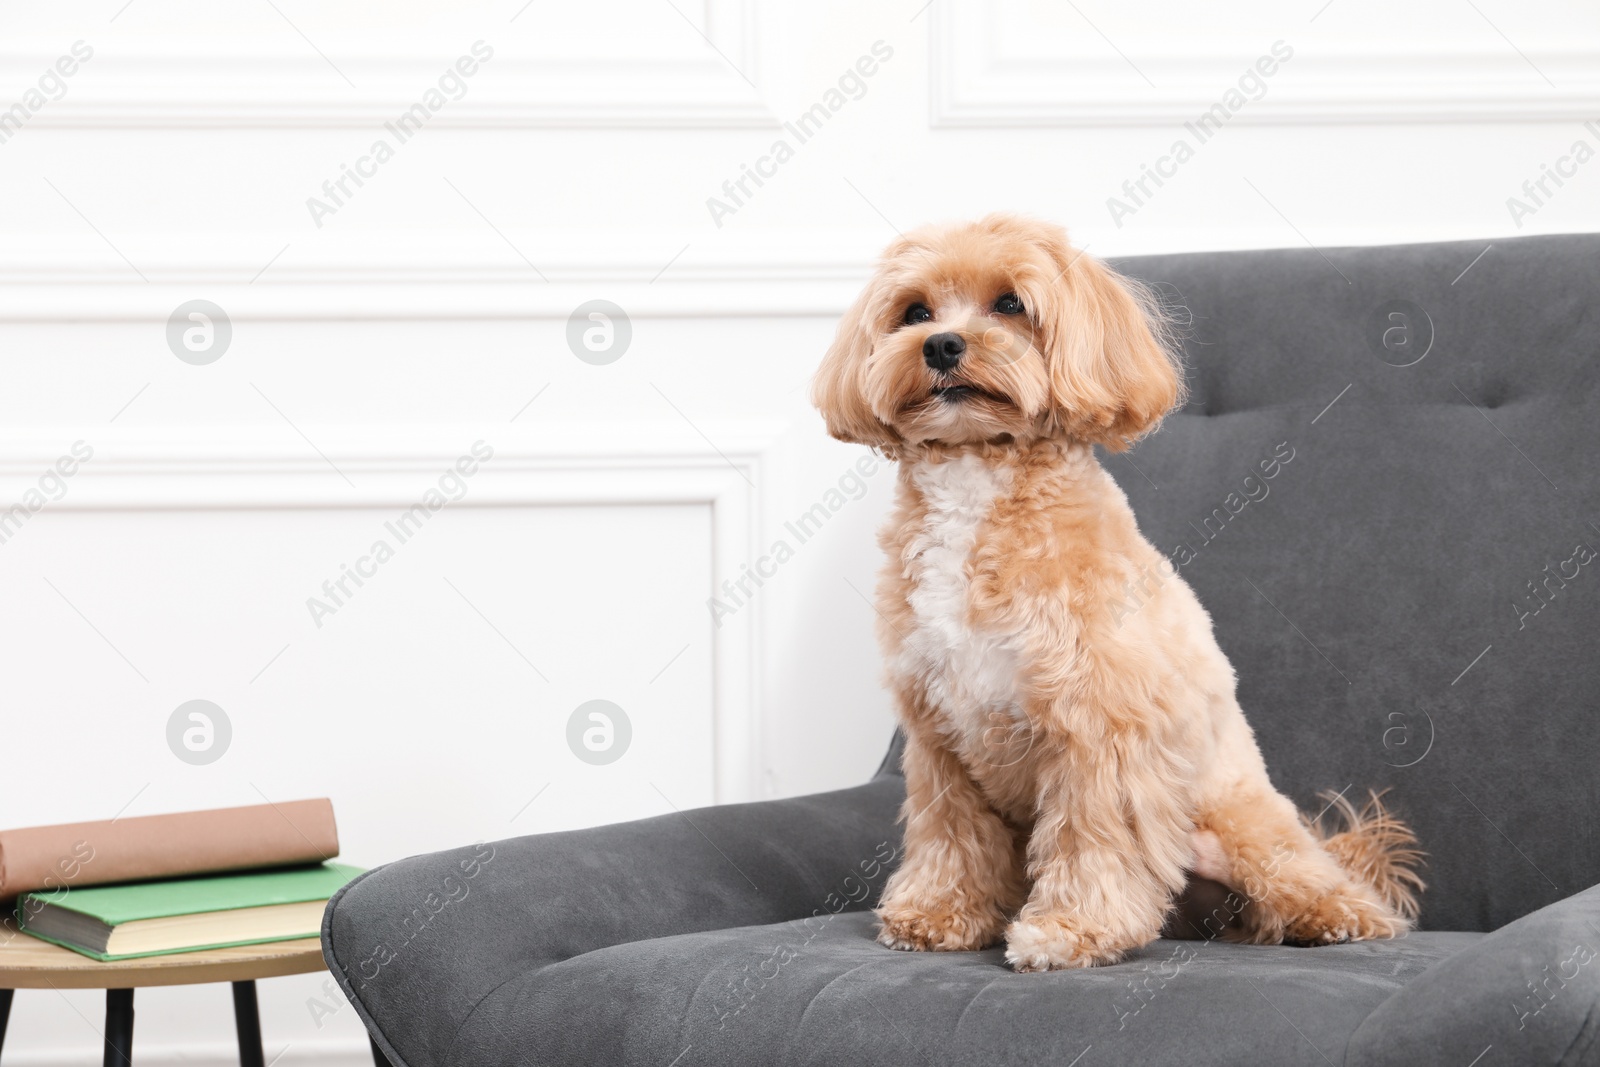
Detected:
left=0, top=800, right=360, bottom=961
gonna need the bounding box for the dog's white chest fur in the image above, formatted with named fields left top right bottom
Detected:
left=896, top=455, right=1024, bottom=750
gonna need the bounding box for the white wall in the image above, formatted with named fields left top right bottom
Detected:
left=2, top=0, right=1598, bottom=1063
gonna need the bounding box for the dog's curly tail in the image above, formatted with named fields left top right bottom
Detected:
left=1309, top=789, right=1426, bottom=921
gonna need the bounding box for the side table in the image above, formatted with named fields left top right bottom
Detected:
left=0, top=919, right=387, bottom=1067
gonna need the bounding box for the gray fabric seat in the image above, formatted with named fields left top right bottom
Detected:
left=456, top=912, right=1479, bottom=1067
left=323, top=234, right=1600, bottom=1066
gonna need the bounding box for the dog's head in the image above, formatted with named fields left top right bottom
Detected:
left=812, top=214, right=1183, bottom=454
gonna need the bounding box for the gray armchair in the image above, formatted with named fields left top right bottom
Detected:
left=323, top=234, right=1600, bottom=1066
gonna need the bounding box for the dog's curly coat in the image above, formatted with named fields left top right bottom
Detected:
left=812, top=214, right=1423, bottom=971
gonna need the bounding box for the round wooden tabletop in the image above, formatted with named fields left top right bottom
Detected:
left=0, top=919, right=327, bottom=989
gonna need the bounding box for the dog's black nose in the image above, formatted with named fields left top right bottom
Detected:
left=923, top=332, right=965, bottom=371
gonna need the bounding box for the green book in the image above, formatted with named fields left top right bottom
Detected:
left=15, top=862, right=363, bottom=961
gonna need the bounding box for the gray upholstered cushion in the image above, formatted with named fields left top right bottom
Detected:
left=457, top=913, right=1477, bottom=1067
left=1346, top=882, right=1600, bottom=1067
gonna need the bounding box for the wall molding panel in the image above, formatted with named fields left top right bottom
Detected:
left=930, top=0, right=1600, bottom=126
left=0, top=422, right=783, bottom=805
left=2, top=0, right=771, bottom=128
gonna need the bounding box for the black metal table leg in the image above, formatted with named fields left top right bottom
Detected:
left=103, top=989, right=134, bottom=1067
left=231, top=981, right=264, bottom=1067
left=368, top=1035, right=393, bottom=1067
left=0, top=987, right=14, bottom=1063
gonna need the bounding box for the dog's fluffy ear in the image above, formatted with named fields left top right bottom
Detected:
left=811, top=277, right=902, bottom=453
left=1033, top=239, right=1184, bottom=451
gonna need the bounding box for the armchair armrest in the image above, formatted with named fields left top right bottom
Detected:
left=321, top=778, right=904, bottom=1067
left=1346, top=882, right=1600, bottom=1067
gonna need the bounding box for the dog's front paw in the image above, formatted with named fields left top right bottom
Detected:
left=876, top=901, right=1005, bottom=952
left=1284, top=886, right=1405, bottom=945
left=1003, top=917, right=1145, bottom=971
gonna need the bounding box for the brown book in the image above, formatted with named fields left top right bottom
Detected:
left=0, top=799, right=339, bottom=901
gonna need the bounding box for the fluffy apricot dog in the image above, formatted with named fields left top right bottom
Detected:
left=812, top=214, right=1423, bottom=970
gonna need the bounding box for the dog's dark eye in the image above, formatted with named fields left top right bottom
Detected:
left=903, top=303, right=932, bottom=326
left=993, top=293, right=1024, bottom=316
